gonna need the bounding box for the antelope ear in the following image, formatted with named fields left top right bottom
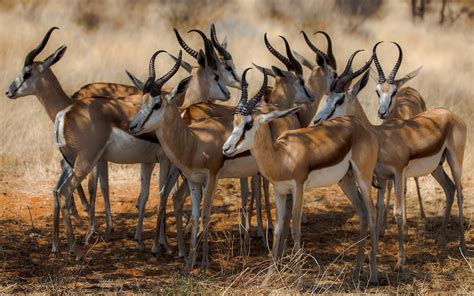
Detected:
left=197, top=49, right=206, bottom=68
left=395, top=66, right=422, bottom=88
left=167, top=52, right=192, bottom=73
left=271, top=65, right=292, bottom=79
left=125, top=70, right=144, bottom=91
left=292, top=50, right=315, bottom=70
left=38, top=46, right=67, bottom=72
left=167, top=76, right=191, bottom=103
left=259, top=106, right=303, bottom=124
left=252, top=63, right=276, bottom=78
left=221, top=36, right=228, bottom=49
left=350, top=70, right=370, bottom=97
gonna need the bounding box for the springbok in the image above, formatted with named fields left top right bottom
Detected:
left=315, top=48, right=467, bottom=268
left=371, top=42, right=427, bottom=235
left=222, top=68, right=380, bottom=282
left=4, top=27, right=114, bottom=234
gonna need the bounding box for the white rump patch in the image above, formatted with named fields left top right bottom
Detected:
left=54, top=106, right=72, bottom=148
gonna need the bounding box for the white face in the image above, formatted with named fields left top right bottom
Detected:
left=209, top=71, right=232, bottom=102
left=129, top=94, right=166, bottom=135
left=223, top=114, right=259, bottom=157
left=5, top=64, right=41, bottom=99
left=218, top=59, right=242, bottom=89
left=376, top=83, right=397, bottom=119
left=313, top=92, right=346, bottom=124
left=293, top=76, right=315, bottom=104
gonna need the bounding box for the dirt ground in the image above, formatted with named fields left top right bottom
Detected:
left=0, top=170, right=472, bottom=294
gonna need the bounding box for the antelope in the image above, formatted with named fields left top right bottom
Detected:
left=4, top=27, right=114, bottom=236
left=371, top=42, right=427, bottom=235
left=222, top=68, right=380, bottom=283
left=314, top=48, right=467, bottom=268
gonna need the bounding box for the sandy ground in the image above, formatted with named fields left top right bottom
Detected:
left=0, top=170, right=473, bottom=294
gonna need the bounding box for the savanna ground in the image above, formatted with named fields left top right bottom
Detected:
left=1, top=0, right=473, bottom=294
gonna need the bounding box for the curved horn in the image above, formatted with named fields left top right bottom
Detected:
left=189, top=29, right=218, bottom=70
left=279, top=35, right=303, bottom=76
left=174, top=28, right=198, bottom=59
left=372, top=41, right=386, bottom=83
left=264, top=33, right=293, bottom=71
left=242, top=72, right=268, bottom=115
left=210, top=24, right=232, bottom=60
left=333, top=50, right=367, bottom=92
left=388, top=42, right=403, bottom=84
left=152, top=50, right=182, bottom=95
left=236, top=68, right=251, bottom=113
left=300, top=31, right=328, bottom=64
left=314, top=31, right=336, bottom=69
left=25, top=27, right=59, bottom=66
left=143, top=50, right=166, bottom=94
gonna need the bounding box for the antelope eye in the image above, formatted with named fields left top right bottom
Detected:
left=214, top=74, right=219, bottom=81
left=335, top=96, right=345, bottom=106
left=152, top=101, right=161, bottom=110
left=24, top=72, right=31, bottom=79
left=392, top=90, right=398, bottom=97
left=244, top=120, right=253, bottom=131
left=225, top=66, right=232, bottom=71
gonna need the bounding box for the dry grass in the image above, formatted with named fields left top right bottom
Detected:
left=0, top=0, right=473, bottom=294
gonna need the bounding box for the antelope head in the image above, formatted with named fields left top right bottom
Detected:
left=372, top=42, right=422, bottom=119
left=5, top=27, right=67, bottom=99
left=174, top=29, right=231, bottom=106
left=300, top=30, right=338, bottom=93
left=223, top=68, right=301, bottom=157
left=257, top=34, right=314, bottom=106
left=128, top=50, right=190, bottom=135
left=175, top=26, right=241, bottom=89
left=314, top=50, right=372, bottom=124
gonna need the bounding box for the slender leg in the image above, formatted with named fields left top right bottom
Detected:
left=52, top=163, right=74, bottom=254
left=98, top=160, right=113, bottom=236
left=279, top=194, right=292, bottom=256
left=152, top=161, right=178, bottom=256
left=185, top=180, right=202, bottom=272
left=290, top=184, right=304, bottom=252
left=200, top=175, right=217, bottom=270
left=84, top=164, right=99, bottom=245
left=430, top=165, right=455, bottom=247
left=413, top=177, right=427, bottom=222
left=252, top=175, right=265, bottom=240
left=393, top=172, right=407, bottom=269
left=172, top=178, right=188, bottom=258
left=247, top=181, right=256, bottom=237
left=376, top=179, right=388, bottom=238
left=381, top=180, right=393, bottom=236
left=69, top=191, right=82, bottom=223
left=445, top=150, right=466, bottom=252
left=271, top=191, right=287, bottom=260
left=134, top=163, right=155, bottom=252
left=263, top=178, right=273, bottom=231
left=76, top=184, right=90, bottom=212
left=338, top=174, right=368, bottom=279
left=239, top=177, right=249, bottom=235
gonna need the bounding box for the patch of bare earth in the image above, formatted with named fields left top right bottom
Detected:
left=0, top=172, right=472, bottom=294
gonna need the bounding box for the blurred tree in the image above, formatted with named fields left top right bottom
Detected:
left=335, top=0, right=383, bottom=17
left=412, top=0, right=426, bottom=20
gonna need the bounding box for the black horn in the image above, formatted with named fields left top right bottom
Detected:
left=242, top=72, right=268, bottom=115
left=174, top=28, right=198, bottom=59
left=143, top=50, right=166, bottom=94
left=372, top=41, right=386, bottom=83
left=152, top=50, right=182, bottom=95
left=189, top=29, right=218, bottom=70
left=333, top=50, right=372, bottom=93
left=301, top=31, right=328, bottom=65
left=25, top=27, right=59, bottom=66
left=388, top=42, right=403, bottom=84
left=279, top=35, right=303, bottom=76
left=264, top=33, right=293, bottom=71
left=236, top=68, right=251, bottom=113
left=314, top=31, right=336, bottom=69
left=210, top=24, right=232, bottom=60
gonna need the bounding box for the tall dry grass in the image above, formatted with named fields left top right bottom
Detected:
left=0, top=0, right=472, bottom=180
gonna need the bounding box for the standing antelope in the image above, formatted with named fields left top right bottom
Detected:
left=371, top=42, right=427, bottom=235
left=315, top=48, right=467, bottom=269
left=222, top=67, right=380, bottom=282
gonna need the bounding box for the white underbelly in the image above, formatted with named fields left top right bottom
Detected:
left=404, top=142, right=446, bottom=177
left=219, top=155, right=259, bottom=179
left=102, top=128, right=162, bottom=164
left=272, top=150, right=352, bottom=194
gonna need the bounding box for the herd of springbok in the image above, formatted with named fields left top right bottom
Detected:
left=5, top=25, right=467, bottom=283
